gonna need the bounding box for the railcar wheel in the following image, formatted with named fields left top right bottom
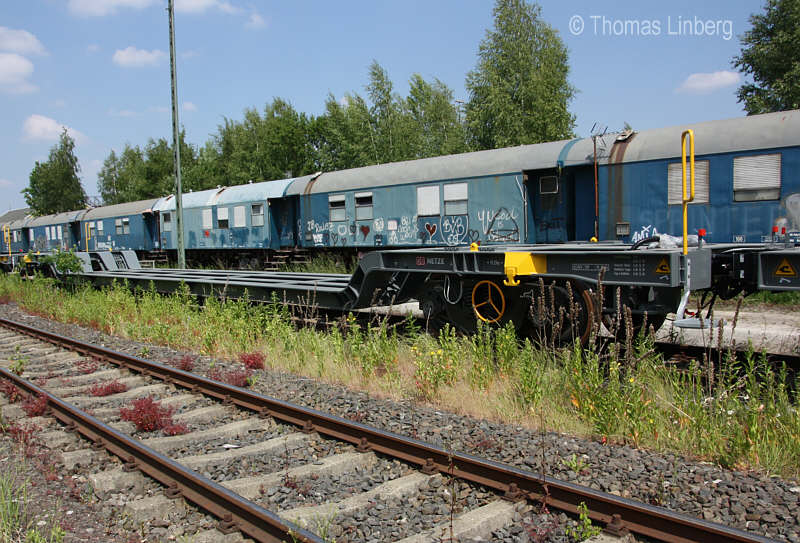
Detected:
left=471, top=280, right=506, bottom=323
left=523, top=280, right=595, bottom=345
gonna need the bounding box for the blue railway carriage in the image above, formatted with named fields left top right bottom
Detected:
left=80, top=198, right=161, bottom=253
left=155, top=178, right=293, bottom=266
left=284, top=141, right=572, bottom=250
left=27, top=210, right=87, bottom=252
left=0, top=208, right=32, bottom=269
left=585, top=109, right=800, bottom=244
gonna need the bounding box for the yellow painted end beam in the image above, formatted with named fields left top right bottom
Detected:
left=503, top=252, right=547, bottom=286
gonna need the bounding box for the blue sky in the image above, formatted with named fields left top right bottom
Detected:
left=1, top=0, right=761, bottom=211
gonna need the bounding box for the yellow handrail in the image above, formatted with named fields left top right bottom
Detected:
left=2, top=225, right=10, bottom=263
left=681, top=129, right=695, bottom=255
left=84, top=221, right=92, bottom=251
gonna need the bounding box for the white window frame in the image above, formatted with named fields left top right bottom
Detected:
left=96, top=221, right=103, bottom=234
left=163, top=212, right=172, bottom=232
left=46, top=227, right=51, bottom=241
left=233, top=205, right=246, bottom=228
left=251, top=203, right=264, bottom=227
left=122, top=217, right=130, bottom=234
left=217, top=207, right=229, bottom=229
left=202, top=209, right=212, bottom=230
left=329, top=194, right=346, bottom=222
left=443, top=183, right=468, bottom=215
left=668, top=160, right=710, bottom=205
left=355, top=192, right=373, bottom=221
left=115, top=218, right=123, bottom=235
left=417, top=185, right=440, bottom=216
left=57, top=225, right=63, bottom=240
left=28, top=230, right=33, bottom=242
left=733, top=153, right=781, bottom=202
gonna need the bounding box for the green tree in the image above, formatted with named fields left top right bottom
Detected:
left=465, top=0, right=575, bottom=149
left=96, top=132, right=197, bottom=204
left=405, top=74, right=468, bottom=158
left=733, top=0, right=800, bottom=114
left=97, top=145, right=146, bottom=205
left=23, top=128, right=87, bottom=215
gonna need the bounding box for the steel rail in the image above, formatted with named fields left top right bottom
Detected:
left=0, top=331, right=322, bottom=543
left=0, top=317, right=777, bottom=543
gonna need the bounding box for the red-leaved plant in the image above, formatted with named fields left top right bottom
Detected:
left=119, top=396, right=187, bottom=435
left=88, top=380, right=128, bottom=397
left=239, top=352, right=265, bottom=370
left=21, top=393, right=48, bottom=417
left=208, top=367, right=253, bottom=387
left=173, top=355, right=196, bottom=372
left=0, top=380, right=23, bottom=403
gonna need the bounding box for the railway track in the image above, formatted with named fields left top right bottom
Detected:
left=0, top=317, right=782, bottom=543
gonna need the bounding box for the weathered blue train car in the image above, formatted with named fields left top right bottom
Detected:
left=81, top=199, right=161, bottom=252
left=585, top=110, right=800, bottom=244
left=284, top=142, right=575, bottom=249
left=0, top=208, right=32, bottom=266
left=155, top=180, right=294, bottom=265
left=27, top=210, right=86, bottom=252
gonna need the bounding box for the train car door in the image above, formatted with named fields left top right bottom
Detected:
left=269, top=196, right=297, bottom=248
left=526, top=169, right=573, bottom=243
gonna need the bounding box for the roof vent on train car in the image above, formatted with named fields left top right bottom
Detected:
left=615, top=130, right=635, bottom=142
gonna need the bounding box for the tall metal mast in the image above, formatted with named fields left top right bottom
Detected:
left=168, top=0, right=185, bottom=268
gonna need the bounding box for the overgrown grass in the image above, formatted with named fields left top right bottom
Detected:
left=279, top=254, right=357, bottom=275
left=0, top=463, right=65, bottom=543
left=1, top=275, right=799, bottom=477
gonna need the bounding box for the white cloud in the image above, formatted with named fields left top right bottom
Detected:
left=113, top=46, right=166, bottom=68
left=0, top=179, right=13, bottom=189
left=0, top=27, right=46, bottom=55
left=68, top=0, right=158, bottom=17
left=676, top=71, right=741, bottom=95
left=183, top=101, right=197, bottom=112
left=245, top=12, right=266, bottom=29
left=87, top=44, right=99, bottom=53
left=22, top=114, right=85, bottom=144
left=175, top=0, right=242, bottom=14
left=0, top=53, right=37, bottom=94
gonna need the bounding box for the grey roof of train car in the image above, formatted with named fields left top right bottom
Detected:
left=212, top=178, right=295, bottom=205
left=153, top=189, right=221, bottom=211
left=82, top=198, right=162, bottom=220
left=27, top=209, right=88, bottom=227
left=285, top=109, right=800, bottom=195
left=0, top=208, right=31, bottom=227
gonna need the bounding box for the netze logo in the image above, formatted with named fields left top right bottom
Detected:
left=416, top=256, right=426, bottom=266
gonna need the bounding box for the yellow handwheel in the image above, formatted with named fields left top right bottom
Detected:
left=471, top=280, right=506, bottom=323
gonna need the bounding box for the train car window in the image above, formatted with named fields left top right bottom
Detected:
left=13, top=231, right=20, bottom=243
left=733, top=153, right=781, bottom=202
left=97, top=221, right=103, bottom=234
left=443, top=183, right=468, bottom=215
left=217, top=207, right=229, bottom=229
left=251, top=204, right=264, bottom=227
left=355, top=192, right=373, bottom=221
left=329, top=195, right=346, bottom=222
left=46, top=228, right=51, bottom=241
left=233, top=205, right=246, bottom=228
left=539, top=176, right=558, bottom=195
left=28, top=230, right=33, bottom=242
left=122, top=218, right=130, bottom=234
left=163, top=213, right=172, bottom=232
left=115, top=219, right=123, bottom=235
left=417, top=185, right=440, bottom=216
left=89, top=222, right=96, bottom=238
left=202, top=209, right=212, bottom=230
left=57, top=226, right=62, bottom=240
left=667, top=161, right=709, bottom=205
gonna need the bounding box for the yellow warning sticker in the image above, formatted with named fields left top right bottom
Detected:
left=775, top=258, right=798, bottom=277
left=655, top=258, right=671, bottom=274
